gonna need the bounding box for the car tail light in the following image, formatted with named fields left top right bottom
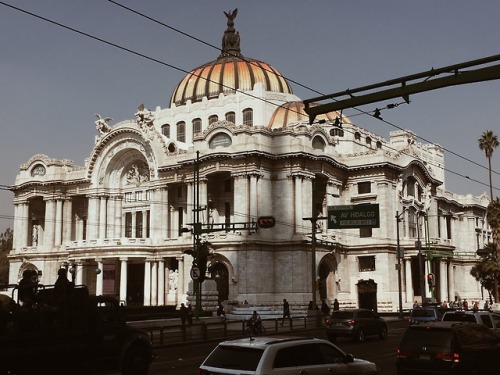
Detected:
left=396, top=348, right=412, bottom=358
left=347, top=319, right=356, bottom=326
left=436, top=352, right=460, bottom=363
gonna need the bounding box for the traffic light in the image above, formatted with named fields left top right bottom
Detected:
left=257, top=216, right=276, bottom=228
left=427, top=273, right=434, bottom=286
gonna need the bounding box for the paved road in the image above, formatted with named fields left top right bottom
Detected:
left=111, top=317, right=409, bottom=375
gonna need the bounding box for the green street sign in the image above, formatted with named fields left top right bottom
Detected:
left=327, top=204, right=380, bottom=229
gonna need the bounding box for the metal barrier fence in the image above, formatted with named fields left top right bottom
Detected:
left=135, top=316, right=314, bottom=347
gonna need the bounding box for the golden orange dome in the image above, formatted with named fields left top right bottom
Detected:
left=169, top=9, right=293, bottom=107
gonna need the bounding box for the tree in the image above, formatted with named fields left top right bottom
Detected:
left=486, top=198, right=500, bottom=302
left=0, top=228, right=13, bottom=285
left=478, top=130, right=499, bottom=201
left=471, top=242, right=499, bottom=303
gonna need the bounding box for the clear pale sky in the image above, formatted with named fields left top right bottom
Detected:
left=1, top=0, right=499, bottom=234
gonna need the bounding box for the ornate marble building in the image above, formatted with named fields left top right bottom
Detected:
left=8, top=10, right=491, bottom=311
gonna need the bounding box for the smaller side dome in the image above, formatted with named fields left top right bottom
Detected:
left=268, top=101, right=346, bottom=129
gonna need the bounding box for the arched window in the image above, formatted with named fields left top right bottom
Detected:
left=209, top=115, right=218, bottom=125
left=354, top=132, right=361, bottom=141
left=225, top=111, right=236, bottom=123
left=366, top=137, right=372, bottom=146
left=177, top=121, right=186, bottom=142
left=376, top=141, right=382, bottom=149
left=161, top=124, right=170, bottom=137
left=312, top=136, right=326, bottom=151
left=192, top=118, right=202, bottom=135
left=243, top=108, right=253, bottom=126
left=330, top=128, right=344, bottom=137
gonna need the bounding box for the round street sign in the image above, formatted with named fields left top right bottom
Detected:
left=190, top=266, right=201, bottom=280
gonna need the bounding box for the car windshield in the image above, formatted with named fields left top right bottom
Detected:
left=203, top=345, right=264, bottom=371
left=331, top=311, right=354, bottom=319
left=411, top=309, right=435, bottom=318
left=443, top=314, right=475, bottom=322
left=403, top=328, right=452, bottom=348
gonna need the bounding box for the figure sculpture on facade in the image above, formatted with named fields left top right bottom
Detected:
left=135, top=104, right=155, bottom=129
left=32, top=224, right=38, bottom=246
left=94, top=114, right=112, bottom=134
left=169, top=269, right=178, bottom=292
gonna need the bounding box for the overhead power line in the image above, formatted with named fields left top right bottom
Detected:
left=0, top=1, right=497, bottom=193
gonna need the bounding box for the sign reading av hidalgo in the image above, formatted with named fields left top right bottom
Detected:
left=327, top=204, right=380, bottom=229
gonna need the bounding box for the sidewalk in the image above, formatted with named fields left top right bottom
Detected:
left=128, top=313, right=406, bottom=347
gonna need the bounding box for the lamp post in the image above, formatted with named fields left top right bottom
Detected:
left=303, top=192, right=340, bottom=325
left=416, top=212, right=426, bottom=305
left=396, top=210, right=405, bottom=320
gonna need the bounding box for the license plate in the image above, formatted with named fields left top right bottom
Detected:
left=335, top=323, right=343, bottom=326
left=419, top=354, right=431, bottom=361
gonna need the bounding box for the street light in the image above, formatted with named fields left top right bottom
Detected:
left=303, top=192, right=340, bottom=320
left=396, top=209, right=406, bottom=320
left=416, top=211, right=427, bottom=305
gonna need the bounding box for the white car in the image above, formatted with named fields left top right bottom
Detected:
left=199, top=336, right=379, bottom=375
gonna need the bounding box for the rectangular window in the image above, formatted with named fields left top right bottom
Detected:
left=225, top=202, right=231, bottom=231
left=357, top=181, right=371, bottom=194
left=177, top=121, right=186, bottom=142
left=358, top=256, right=375, bottom=272
left=125, top=212, right=132, bottom=238
left=192, top=118, right=202, bottom=134
left=177, top=207, right=184, bottom=236
left=136, top=211, right=143, bottom=238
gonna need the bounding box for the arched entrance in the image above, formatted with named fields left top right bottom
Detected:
left=209, top=262, right=229, bottom=303
left=357, top=279, right=377, bottom=311
left=318, top=254, right=338, bottom=303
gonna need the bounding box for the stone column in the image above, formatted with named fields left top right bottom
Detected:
left=151, top=261, right=158, bottom=306
left=440, top=259, right=449, bottom=303
left=107, top=196, right=116, bottom=239
left=249, top=174, right=258, bottom=221
left=62, top=198, right=72, bottom=244
left=142, top=209, right=148, bottom=238
left=233, top=174, right=249, bottom=223
left=43, top=198, right=56, bottom=249
left=120, top=258, right=128, bottom=304
left=177, top=256, right=185, bottom=298
left=96, top=260, right=104, bottom=296
left=75, top=263, right=83, bottom=285
left=115, top=195, right=123, bottom=238
left=99, top=196, right=107, bottom=240
left=149, top=189, right=158, bottom=240
left=144, top=260, right=151, bottom=306
left=294, top=175, right=303, bottom=233
left=54, top=199, right=63, bottom=246
left=87, top=196, right=99, bottom=240
left=405, top=258, right=413, bottom=303
left=132, top=212, right=137, bottom=238
left=160, top=187, right=169, bottom=240
left=158, top=259, right=165, bottom=306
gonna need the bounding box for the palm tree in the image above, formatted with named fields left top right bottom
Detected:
left=478, top=130, right=499, bottom=201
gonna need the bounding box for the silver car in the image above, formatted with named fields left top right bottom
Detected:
left=199, top=336, right=379, bottom=375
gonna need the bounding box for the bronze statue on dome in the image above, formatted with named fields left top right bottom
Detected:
left=220, top=9, right=241, bottom=58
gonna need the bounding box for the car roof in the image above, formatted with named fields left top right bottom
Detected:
left=216, top=336, right=322, bottom=349
left=408, top=321, right=483, bottom=330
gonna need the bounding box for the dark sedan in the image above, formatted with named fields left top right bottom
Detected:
left=325, top=308, right=388, bottom=343
left=396, top=321, right=500, bottom=375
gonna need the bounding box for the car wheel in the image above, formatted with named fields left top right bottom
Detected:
left=354, top=328, right=365, bottom=342
left=379, top=326, right=388, bottom=340
left=327, top=333, right=337, bottom=342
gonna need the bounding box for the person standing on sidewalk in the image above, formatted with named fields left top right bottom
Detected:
left=179, top=303, right=188, bottom=327
left=281, top=299, right=291, bottom=326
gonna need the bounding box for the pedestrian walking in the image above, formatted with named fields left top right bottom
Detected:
left=281, top=298, right=291, bottom=326
left=179, top=303, right=188, bottom=327
left=333, top=298, right=340, bottom=311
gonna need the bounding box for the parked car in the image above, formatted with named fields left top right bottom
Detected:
left=396, top=321, right=500, bottom=375
left=409, top=305, right=454, bottom=325
left=442, top=310, right=500, bottom=334
left=199, top=336, right=379, bottom=375
left=325, top=308, right=388, bottom=342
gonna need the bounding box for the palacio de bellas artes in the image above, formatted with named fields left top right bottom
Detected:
left=8, top=9, right=492, bottom=314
